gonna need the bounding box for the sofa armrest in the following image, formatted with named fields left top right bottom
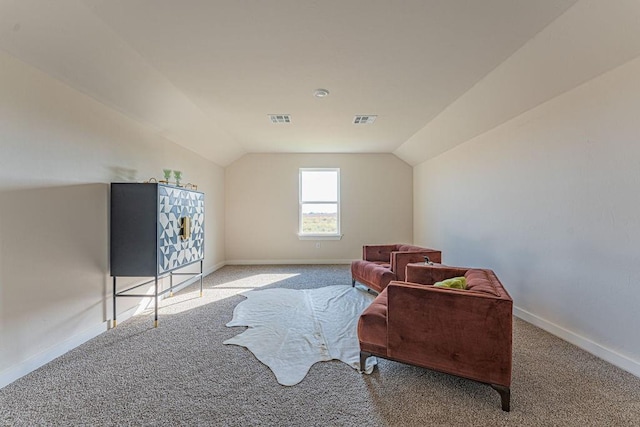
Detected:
left=363, top=244, right=399, bottom=262
left=391, top=250, right=443, bottom=281
left=386, top=281, right=512, bottom=387
left=405, top=264, right=469, bottom=285
left=351, top=261, right=397, bottom=293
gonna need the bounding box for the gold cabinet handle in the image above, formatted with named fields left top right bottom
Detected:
left=180, top=216, right=191, bottom=240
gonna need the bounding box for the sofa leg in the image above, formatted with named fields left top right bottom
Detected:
left=490, top=384, right=510, bottom=412
left=359, top=351, right=372, bottom=373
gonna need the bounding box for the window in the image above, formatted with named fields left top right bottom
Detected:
left=299, top=168, right=341, bottom=238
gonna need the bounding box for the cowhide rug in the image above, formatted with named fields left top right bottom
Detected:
left=224, top=285, right=377, bottom=386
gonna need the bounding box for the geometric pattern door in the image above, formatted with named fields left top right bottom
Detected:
left=157, top=185, right=205, bottom=274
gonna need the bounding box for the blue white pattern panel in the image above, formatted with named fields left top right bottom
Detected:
left=157, top=186, right=205, bottom=274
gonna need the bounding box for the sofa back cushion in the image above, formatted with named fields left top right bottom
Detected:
left=363, top=244, right=400, bottom=262
left=397, top=244, right=428, bottom=253
left=464, top=269, right=501, bottom=296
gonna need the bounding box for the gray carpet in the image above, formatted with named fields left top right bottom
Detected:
left=1, top=265, right=639, bottom=426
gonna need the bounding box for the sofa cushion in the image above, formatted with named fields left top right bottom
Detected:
left=433, top=276, right=467, bottom=289
left=372, top=262, right=391, bottom=269
left=464, top=269, right=500, bottom=296
left=357, top=288, right=388, bottom=352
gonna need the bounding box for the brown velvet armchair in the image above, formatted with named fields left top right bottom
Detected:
left=358, top=264, right=513, bottom=411
left=351, top=244, right=442, bottom=293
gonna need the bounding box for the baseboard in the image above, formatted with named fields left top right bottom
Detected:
left=206, top=261, right=226, bottom=275
left=514, top=306, right=640, bottom=378
left=225, top=259, right=353, bottom=265
left=0, top=321, right=108, bottom=389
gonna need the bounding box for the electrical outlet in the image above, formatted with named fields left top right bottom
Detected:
left=315, top=242, right=321, bottom=249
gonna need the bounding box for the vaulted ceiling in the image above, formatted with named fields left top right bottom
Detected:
left=2, top=1, right=640, bottom=166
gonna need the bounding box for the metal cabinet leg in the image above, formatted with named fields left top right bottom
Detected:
left=200, top=260, right=203, bottom=297
left=154, top=276, right=159, bottom=328
left=112, top=277, right=117, bottom=328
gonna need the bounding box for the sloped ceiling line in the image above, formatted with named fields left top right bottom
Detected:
left=14, top=1, right=640, bottom=167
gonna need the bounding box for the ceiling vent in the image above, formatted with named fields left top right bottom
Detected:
left=353, top=115, right=377, bottom=124
left=269, top=114, right=291, bottom=124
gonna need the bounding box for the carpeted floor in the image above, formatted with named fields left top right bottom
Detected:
left=1, top=265, right=639, bottom=426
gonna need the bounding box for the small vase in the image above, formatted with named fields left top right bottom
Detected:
left=173, top=170, right=182, bottom=186
left=161, top=169, right=172, bottom=184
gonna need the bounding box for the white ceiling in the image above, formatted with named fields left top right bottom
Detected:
left=2, top=1, right=640, bottom=166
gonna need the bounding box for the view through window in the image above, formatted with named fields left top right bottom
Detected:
left=299, top=168, right=340, bottom=235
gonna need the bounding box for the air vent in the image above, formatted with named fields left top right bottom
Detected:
left=269, top=114, right=291, bottom=124
left=353, top=115, right=377, bottom=124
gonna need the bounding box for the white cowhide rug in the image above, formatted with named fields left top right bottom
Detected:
left=224, top=285, right=377, bottom=386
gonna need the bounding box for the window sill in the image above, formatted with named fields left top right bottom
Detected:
left=298, top=234, right=343, bottom=241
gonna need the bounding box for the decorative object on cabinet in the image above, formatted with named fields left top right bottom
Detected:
left=110, top=183, right=205, bottom=327
left=161, top=168, right=172, bottom=184
left=173, top=170, right=182, bottom=186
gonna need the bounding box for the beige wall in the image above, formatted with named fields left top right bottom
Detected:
left=225, top=153, right=413, bottom=263
left=0, top=51, right=225, bottom=386
left=413, top=55, right=640, bottom=376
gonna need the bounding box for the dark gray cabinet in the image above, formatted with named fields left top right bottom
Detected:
left=110, top=183, right=205, bottom=327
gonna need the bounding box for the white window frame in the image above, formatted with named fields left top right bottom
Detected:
left=298, top=168, right=342, bottom=240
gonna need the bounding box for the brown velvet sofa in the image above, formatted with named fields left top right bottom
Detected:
left=351, top=244, right=442, bottom=293
left=357, top=264, right=513, bottom=411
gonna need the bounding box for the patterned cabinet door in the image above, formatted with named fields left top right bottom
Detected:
left=157, top=186, right=205, bottom=274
